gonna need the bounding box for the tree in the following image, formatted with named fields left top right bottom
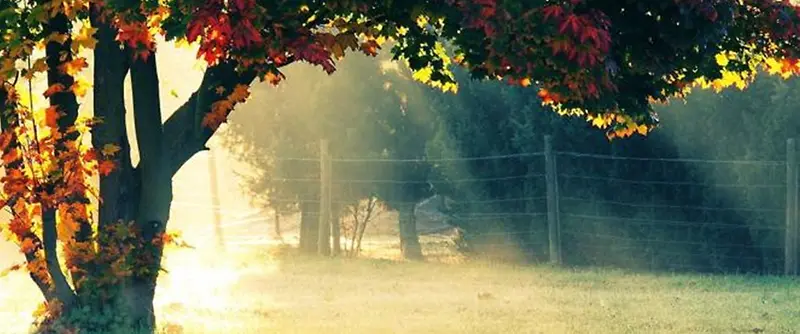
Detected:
left=5, top=0, right=800, bottom=331
left=222, top=51, right=435, bottom=259
left=424, top=68, right=800, bottom=272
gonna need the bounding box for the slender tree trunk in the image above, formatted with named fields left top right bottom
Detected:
left=274, top=210, right=283, bottom=242
left=42, top=10, right=83, bottom=308
left=355, top=215, right=367, bottom=256
left=299, top=201, right=319, bottom=253
left=348, top=206, right=358, bottom=256
left=331, top=203, right=341, bottom=256
left=398, top=203, right=423, bottom=260
left=355, top=198, right=375, bottom=256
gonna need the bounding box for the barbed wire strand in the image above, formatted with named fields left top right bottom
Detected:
left=562, top=213, right=784, bottom=232
left=559, top=173, right=784, bottom=188
left=269, top=152, right=547, bottom=163
left=559, top=196, right=784, bottom=214
left=557, top=151, right=786, bottom=166
left=562, top=230, right=783, bottom=250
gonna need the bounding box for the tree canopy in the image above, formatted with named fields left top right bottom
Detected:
left=4, top=0, right=800, bottom=331
left=6, top=1, right=800, bottom=138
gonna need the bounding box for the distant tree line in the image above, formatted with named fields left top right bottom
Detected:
left=223, top=54, right=800, bottom=274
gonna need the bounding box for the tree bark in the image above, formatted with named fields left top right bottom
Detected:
left=115, top=60, right=264, bottom=330
left=162, top=62, right=257, bottom=175
left=125, top=51, right=173, bottom=331
left=41, top=210, right=77, bottom=307
left=85, top=26, right=289, bottom=331
left=398, top=203, right=423, bottom=260
left=90, top=7, right=135, bottom=232
left=42, top=10, right=83, bottom=308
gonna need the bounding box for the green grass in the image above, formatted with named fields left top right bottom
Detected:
left=3, top=240, right=800, bottom=334
left=150, top=241, right=800, bottom=334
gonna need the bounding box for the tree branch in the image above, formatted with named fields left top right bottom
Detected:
left=41, top=209, right=76, bottom=306
left=162, top=62, right=257, bottom=176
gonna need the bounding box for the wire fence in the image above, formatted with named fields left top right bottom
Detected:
left=182, top=140, right=800, bottom=275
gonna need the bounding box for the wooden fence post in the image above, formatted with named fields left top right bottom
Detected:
left=544, top=135, right=562, bottom=265
left=208, top=148, right=224, bottom=251
left=318, top=139, right=332, bottom=256
left=785, top=138, right=798, bottom=275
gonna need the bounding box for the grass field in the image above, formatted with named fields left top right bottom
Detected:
left=4, top=236, right=800, bottom=334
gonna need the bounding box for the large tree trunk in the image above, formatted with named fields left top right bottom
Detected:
left=398, top=203, right=423, bottom=260
left=82, top=10, right=268, bottom=330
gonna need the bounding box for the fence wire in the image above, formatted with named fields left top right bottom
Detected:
left=180, top=149, right=793, bottom=275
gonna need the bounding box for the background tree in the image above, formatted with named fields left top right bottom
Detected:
left=419, top=69, right=800, bottom=272
left=222, top=52, right=436, bottom=259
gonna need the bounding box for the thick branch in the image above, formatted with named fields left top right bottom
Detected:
left=90, top=6, right=135, bottom=232
left=163, top=59, right=302, bottom=176
left=130, top=54, right=171, bottom=230
left=124, top=50, right=175, bottom=331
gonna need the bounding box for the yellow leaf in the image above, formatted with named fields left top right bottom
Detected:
left=441, top=81, right=458, bottom=94
left=47, top=32, right=69, bottom=45
left=101, top=143, right=121, bottom=156
left=331, top=42, right=345, bottom=60
left=412, top=67, right=433, bottom=84
left=60, top=57, right=88, bottom=76
left=263, top=71, right=284, bottom=85
left=715, top=53, right=729, bottom=67
left=170, top=89, right=179, bottom=98
left=0, top=58, right=17, bottom=81
left=70, top=78, right=91, bottom=97
left=72, top=24, right=98, bottom=52
left=636, top=124, right=649, bottom=136
left=31, top=57, right=48, bottom=73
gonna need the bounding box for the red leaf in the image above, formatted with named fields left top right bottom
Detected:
left=541, top=5, right=564, bottom=21
left=98, top=160, right=116, bottom=177
left=559, top=14, right=582, bottom=35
